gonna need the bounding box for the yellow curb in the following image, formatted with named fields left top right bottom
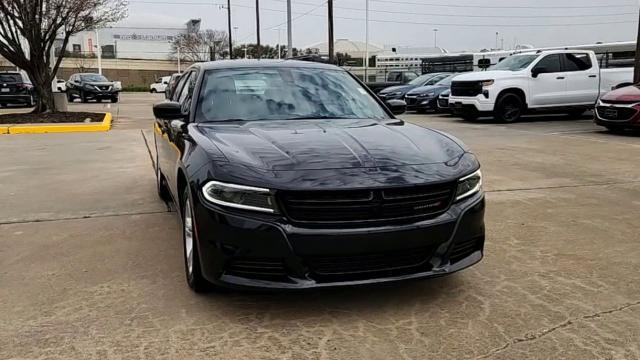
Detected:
left=2, top=112, right=112, bottom=135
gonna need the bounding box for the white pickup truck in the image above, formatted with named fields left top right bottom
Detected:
left=448, top=50, right=633, bottom=122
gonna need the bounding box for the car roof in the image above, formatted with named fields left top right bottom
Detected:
left=190, top=59, right=344, bottom=71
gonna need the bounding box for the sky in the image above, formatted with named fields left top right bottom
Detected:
left=121, top=0, right=640, bottom=52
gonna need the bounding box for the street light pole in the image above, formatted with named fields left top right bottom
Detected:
left=495, top=31, right=499, bottom=49
left=364, top=0, right=369, bottom=81
left=95, top=29, right=102, bottom=75
left=286, top=0, right=292, bottom=58
left=433, top=28, right=438, bottom=48
left=328, top=0, right=334, bottom=62
left=256, top=0, right=261, bottom=58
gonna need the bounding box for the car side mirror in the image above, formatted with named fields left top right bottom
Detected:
left=385, top=99, right=406, bottom=115
left=153, top=101, right=184, bottom=120
left=532, top=67, right=547, bottom=78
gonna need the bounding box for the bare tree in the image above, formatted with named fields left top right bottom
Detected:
left=170, top=30, right=229, bottom=62
left=0, top=0, right=127, bottom=113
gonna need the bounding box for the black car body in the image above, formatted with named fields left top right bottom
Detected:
left=66, top=73, right=119, bottom=103
left=405, top=74, right=459, bottom=112
left=377, top=73, right=451, bottom=101
left=0, top=71, right=36, bottom=107
left=153, top=60, right=485, bottom=291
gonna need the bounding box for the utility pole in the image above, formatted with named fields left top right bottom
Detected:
left=256, top=0, right=261, bottom=59
left=495, top=32, right=499, bottom=49
left=364, top=0, right=369, bottom=80
left=634, top=6, right=640, bottom=83
left=433, top=28, right=438, bottom=48
left=287, top=0, right=293, bottom=58
left=95, top=29, right=102, bottom=75
left=227, top=0, right=233, bottom=59
left=328, top=0, right=334, bottom=62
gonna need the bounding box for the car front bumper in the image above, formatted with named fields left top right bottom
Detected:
left=191, top=190, right=486, bottom=290
left=448, top=95, right=495, bottom=113
left=405, top=97, right=438, bottom=111
left=594, top=104, right=640, bottom=129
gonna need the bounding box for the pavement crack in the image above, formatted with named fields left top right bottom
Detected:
left=475, top=300, right=640, bottom=359
left=487, top=179, right=640, bottom=193
left=0, top=209, right=174, bottom=226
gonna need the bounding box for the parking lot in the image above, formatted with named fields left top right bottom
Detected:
left=1, top=93, right=639, bottom=359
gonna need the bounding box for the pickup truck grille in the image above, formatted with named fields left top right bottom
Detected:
left=279, top=183, right=456, bottom=225
left=451, top=81, right=482, bottom=97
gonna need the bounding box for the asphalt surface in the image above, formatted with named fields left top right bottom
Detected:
left=1, top=93, right=639, bottom=359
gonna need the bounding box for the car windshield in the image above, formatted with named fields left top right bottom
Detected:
left=435, top=74, right=457, bottom=87
left=491, top=55, right=538, bottom=71
left=197, top=67, right=391, bottom=122
left=0, top=74, right=21, bottom=83
left=408, top=74, right=435, bottom=86
left=81, top=74, right=109, bottom=82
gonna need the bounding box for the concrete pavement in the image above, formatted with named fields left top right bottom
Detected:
left=1, top=94, right=639, bottom=359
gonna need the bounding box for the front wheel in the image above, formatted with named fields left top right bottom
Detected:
left=67, top=91, right=74, bottom=103
left=182, top=188, right=212, bottom=293
left=111, top=96, right=119, bottom=103
left=150, top=88, right=157, bottom=93
left=494, top=93, right=524, bottom=123
left=80, top=90, right=88, bottom=103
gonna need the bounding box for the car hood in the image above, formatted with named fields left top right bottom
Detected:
left=452, top=71, right=521, bottom=81
left=406, top=85, right=448, bottom=95
left=196, top=119, right=465, bottom=171
left=600, top=84, right=640, bottom=102
left=379, top=84, right=417, bottom=94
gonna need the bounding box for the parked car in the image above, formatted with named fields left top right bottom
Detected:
left=150, top=76, right=171, bottom=93
left=448, top=50, right=633, bottom=122
left=55, top=79, right=67, bottom=92
left=0, top=71, right=36, bottom=108
left=165, top=73, right=182, bottom=99
left=405, top=74, right=459, bottom=113
left=594, top=85, right=640, bottom=131
left=153, top=60, right=485, bottom=292
left=438, top=89, right=452, bottom=112
left=365, top=70, right=420, bottom=94
left=66, top=73, right=120, bottom=103
left=377, top=73, right=451, bottom=101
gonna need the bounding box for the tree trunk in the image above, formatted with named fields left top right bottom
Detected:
left=31, top=77, right=56, bottom=114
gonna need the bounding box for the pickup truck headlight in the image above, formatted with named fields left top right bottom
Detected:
left=202, top=181, right=277, bottom=213
left=481, top=80, right=494, bottom=87
left=455, top=169, right=483, bottom=201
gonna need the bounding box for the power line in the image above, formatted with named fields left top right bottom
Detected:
left=128, top=1, right=638, bottom=28
left=129, top=0, right=637, bottom=18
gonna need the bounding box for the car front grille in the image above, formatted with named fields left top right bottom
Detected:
left=405, top=96, right=418, bottom=105
left=451, top=81, right=482, bottom=97
left=449, top=236, right=483, bottom=264
left=279, top=183, right=456, bottom=225
left=438, top=98, right=449, bottom=108
left=596, top=106, right=637, bottom=121
left=306, top=247, right=434, bottom=281
left=225, top=257, right=289, bottom=281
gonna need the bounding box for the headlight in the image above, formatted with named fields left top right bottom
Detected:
left=481, top=80, right=494, bottom=87
left=455, top=169, right=482, bottom=201
left=418, top=92, right=436, bottom=98
left=202, top=181, right=277, bottom=213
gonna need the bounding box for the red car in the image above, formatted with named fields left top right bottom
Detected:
left=595, top=85, right=640, bottom=131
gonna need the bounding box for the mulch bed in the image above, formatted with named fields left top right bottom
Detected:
left=0, top=112, right=105, bottom=125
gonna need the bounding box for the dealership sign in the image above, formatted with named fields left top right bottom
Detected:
left=113, top=34, right=177, bottom=41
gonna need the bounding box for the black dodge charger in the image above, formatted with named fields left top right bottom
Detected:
left=153, top=60, right=485, bottom=292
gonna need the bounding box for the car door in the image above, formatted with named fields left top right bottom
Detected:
left=562, top=52, right=599, bottom=104
left=156, top=71, right=191, bottom=194
left=157, top=70, right=198, bottom=198
left=529, top=54, right=566, bottom=107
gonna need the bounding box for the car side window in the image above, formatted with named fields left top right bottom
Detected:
left=405, top=72, right=417, bottom=82
left=177, top=71, right=198, bottom=113
left=171, top=73, right=190, bottom=102
left=534, top=54, right=562, bottom=73
left=564, top=53, right=592, bottom=71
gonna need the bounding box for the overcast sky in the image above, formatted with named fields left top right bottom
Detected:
left=122, top=0, right=639, bottom=51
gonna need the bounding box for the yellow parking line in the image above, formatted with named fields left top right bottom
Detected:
left=2, top=112, right=112, bottom=135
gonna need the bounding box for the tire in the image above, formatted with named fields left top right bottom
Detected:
left=25, top=94, right=35, bottom=108
left=150, top=88, right=157, bottom=93
left=567, top=109, right=586, bottom=118
left=605, top=126, right=625, bottom=134
left=494, top=92, right=524, bottom=123
left=80, top=90, right=88, bottom=103
left=96, top=98, right=102, bottom=103
left=111, top=96, right=119, bottom=103
left=67, top=92, right=74, bottom=103
left=156, top=166, right=171, bottom=202
left=181, top=188, right=212, bottom=293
